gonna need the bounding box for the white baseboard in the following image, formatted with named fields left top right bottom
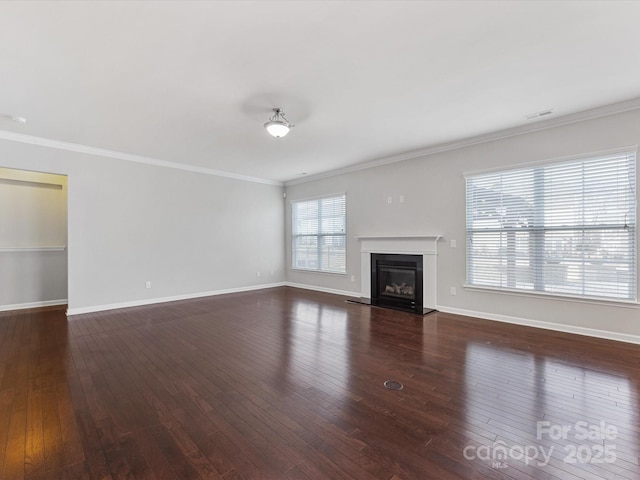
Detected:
left=66, top=282, right=286, bottom=316
left=64, top=284, right=640, bottom=345
left=285, top=282, right=360, bottom=298
left=437, top=305, right=640, bottom=345
left=0, top=299, right=68, bottom=312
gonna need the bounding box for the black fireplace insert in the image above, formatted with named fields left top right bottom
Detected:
left=371, top=253, right=423, bottom=313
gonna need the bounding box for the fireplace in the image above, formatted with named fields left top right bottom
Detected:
left=358, top=235, right=441, bottom=314
left=371, top=253, right=423, bottom=313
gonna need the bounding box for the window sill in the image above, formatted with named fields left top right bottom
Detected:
left=463, top=284, right=639, bottom=309
left=291, top=268, right=346, bottom=276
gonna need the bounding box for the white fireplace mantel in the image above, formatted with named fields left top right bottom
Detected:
left=358, top=235, right=442, bottom=310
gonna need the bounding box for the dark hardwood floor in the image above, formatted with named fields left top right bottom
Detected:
left=1, top=286, right=639, bottom=479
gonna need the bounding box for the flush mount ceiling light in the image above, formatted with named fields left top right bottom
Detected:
left=264, top=108, right=294, bottom=138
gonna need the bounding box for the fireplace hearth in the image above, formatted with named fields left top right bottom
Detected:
left=371, top=253, right=423, bottom=313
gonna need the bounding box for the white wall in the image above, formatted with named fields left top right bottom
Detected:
left=0, top=167, right=68, bottom=309
left=0, top=138, right=285, bottom=314
left=285, top=109, right=640, bottom=342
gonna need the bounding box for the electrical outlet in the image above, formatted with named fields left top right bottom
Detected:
left=450, top=286, right=457, bottom=296
left=387, top=196, right=392, bottom=204
left=450, top=239, right=457, bottom=248
left=145, top=281, right=151, bottom=289
left=256, top=271, right=261, bottom=278
left=399, top=195, right=405, bottom=203
left=350, top=275, right=355, bottom=283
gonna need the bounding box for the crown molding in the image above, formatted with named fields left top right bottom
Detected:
left=285, top=96, right=640, bottom=186
left=0, top=130, right=283, bottom=187
left=2, top=96, right=639, bottom=189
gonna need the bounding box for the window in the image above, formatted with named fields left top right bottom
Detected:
left=466, top=151, right=636, bottom=301
left=292, top=194, right=346, bottom=273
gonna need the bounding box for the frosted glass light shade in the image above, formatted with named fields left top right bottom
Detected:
left=265, top=121, right=290, bottom=138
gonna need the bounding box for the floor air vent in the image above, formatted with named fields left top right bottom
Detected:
left=383, top=380, right=404, bottom=391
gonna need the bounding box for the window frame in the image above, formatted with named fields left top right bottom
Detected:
left=291, top=193, right=347, bottom=274
left=464, top=149, right=637, bottom=303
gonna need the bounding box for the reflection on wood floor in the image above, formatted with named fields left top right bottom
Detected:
left=1, top=286, right=638, bottom=479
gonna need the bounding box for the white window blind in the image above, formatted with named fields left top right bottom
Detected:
left=466, top=151, right=636, bottom=301
left=292, top=194, right=346, bottom=273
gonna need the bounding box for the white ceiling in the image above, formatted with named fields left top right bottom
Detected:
left=1, top=1, right=640, bottom=184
